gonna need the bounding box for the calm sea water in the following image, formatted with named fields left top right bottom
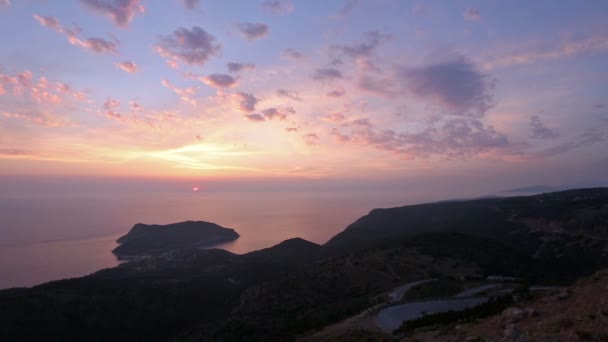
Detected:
left=0, top=190, right=437, bottom=289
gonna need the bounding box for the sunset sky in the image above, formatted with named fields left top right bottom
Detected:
left=1, top=0, right=607, bottom=191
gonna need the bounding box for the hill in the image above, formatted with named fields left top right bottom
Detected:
left=112, top=220, right=239, bottom=259
left=1, top=188, right=607, bottom=341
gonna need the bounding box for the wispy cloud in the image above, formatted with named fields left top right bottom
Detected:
left=529, top=115, right=559, bottom=139
left=311, top=68, right=344, bottom=81
left=483, top=33, right=608, bottom=70
left=117, top=60, right=137, bottom=73
left=34, top=14, right=118, bottom=54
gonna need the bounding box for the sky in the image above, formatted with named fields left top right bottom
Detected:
left=0, top=0, right=607, bottom=193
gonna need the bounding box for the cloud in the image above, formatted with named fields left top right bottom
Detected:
left=401, top=56, right=495, bottom=117
left=261, top=0, right=294, bottom=15
left=0, top=0, right=10, bottom=8
left=529, top=115, right=559, bottom=139
left=117, top=60, right=137, bottom=73
left=232, top=92, right=259, bottom=113
left=333, top=118, right=509, bottom=159
left=334, top=0, right=358, bottom=17
left=1, top=70, right=87, bottom=102
left=285, top=127, right=298, bottom=132
left=200, top=74, right=238, bottom=88
left=326, top=89, right=345, bottom=98
left=236, top=22, right=269, bottom=41
left=464, top=8, right=481, bottom=21
left=283, top=48, right=304, bottom=60
left=276, top=88, right=302, bottom=101
left=76, top=37, right=118, bottom=54
left=594, top=103, right=606, bottom=109
left=310, top=68, right=344, bottom=81
left=303, top=133, right=320, bottom=146
left=156, top=26, right=220, bottom=67
left=182, top=0, right=199, bottom=10
left=161, top=79, right=198, bottom=105
left=261, top=107, right=294, bottom=120
left=536, top=128, right=607, bottom=157
left=358, top=75, right=395, bottom=97
left=334, top=31, right=390, bottom=59
left=79, top=0, right=144, bottom=28
left=483, top=33, right=608, bottom=70
left=2, top=111, right=70, bottom=127
left=0, top=148, right=34, bottom=156
left=103, top=97, right=122, bottom=119
left=34, top=14, right=118, bottom=54
left=227, top=62, right=255, bottom=73
left=243, top=113, right=265, bottom=122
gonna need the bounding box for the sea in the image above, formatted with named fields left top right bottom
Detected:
left=0, top=189, right=443, bottom=289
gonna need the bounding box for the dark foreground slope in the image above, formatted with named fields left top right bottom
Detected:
left=1, top=188, right=607, bottom=341
left=112, top=221, right=239, bottom=259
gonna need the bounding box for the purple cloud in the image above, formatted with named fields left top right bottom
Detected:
left=233, top=92, right=259, bottom=113
left=536, top=128, right=607, bottom=157
left=156, top=26, right=220, bottom=67
left=529, top=115, right=559, bottom=139
left=261, top=107, right=294, bottom=120
left=334, top=31, right=390, bottom=59
left=227, top=62, right=255, bottom=73
left=201, top=74, right=238, bottom=88
left=276, top=88, right=302, bottom=101
left=358, top=75, right=395, bottom=97
left=311, top=68, right=344, bottom=81
left=79, top=0, right=143, bottom=28
left=237, top=22, right=269, bottom=41
left=244, top=113, right=265, bottom=122
left=401, top=57, right=495, bottom=117
left=283, top=48, right=304, bottom=60
left=103, top=97, right=121, bottom=119
left=326, top=89, right=345, bottom=98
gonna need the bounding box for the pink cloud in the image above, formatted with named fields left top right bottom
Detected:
left=34, top=14, right=118, bottom=54
left=117, top=60, right=137, bottom=73
left=261, top=107, right=294, bottom=121
left=0, top=148, right=35, bottom=156
left=200, top=74, right=238, bottom=88
left=156, top=26, right=220, bottom=67
left=285, top=127, right=298, bottom=132
left=161, top=79, right=198, bottom=105
left=2, top=111, right=71, bottom=127
left=79, top=0, right=144, bottom=28
left=103, top=97, right=122, bottom=119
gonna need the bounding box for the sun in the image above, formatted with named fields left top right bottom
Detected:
left=192, top=186, right=200, bottom=191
